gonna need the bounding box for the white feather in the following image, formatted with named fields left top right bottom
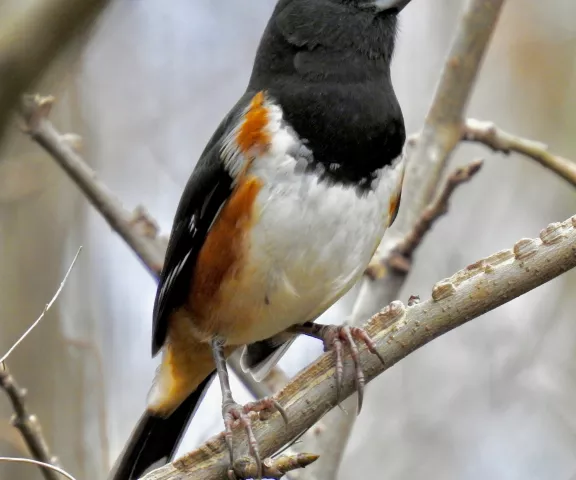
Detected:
left=212, top=96, right=405, bottom=347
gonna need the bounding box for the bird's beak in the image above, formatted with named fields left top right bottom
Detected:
left=371, top=0, right=412, bottom=12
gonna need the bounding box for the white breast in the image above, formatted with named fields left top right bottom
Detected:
left=220, top=100, right=404, bottom=345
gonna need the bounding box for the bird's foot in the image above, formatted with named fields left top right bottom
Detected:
left=223, top=397, right=287, bottom=480
left=291, top=323, right=385, bottom=413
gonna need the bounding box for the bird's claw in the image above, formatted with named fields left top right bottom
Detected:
left=319, top=325, right=385, bottom=413
left=222, top=396, right=287, bottom=479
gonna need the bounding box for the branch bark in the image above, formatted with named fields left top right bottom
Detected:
left=233, top=453, right=319, bottom=479
left=142, top=214, right=576, bottom=480
left=0, top=0, right=112, bottom=145
left=395, top=0, right=505, bottom=234
left=0, top=364, right=61, bottom=480
left=306, top=1, right=507, bottom=476
left=463, top=118, right=576, bottom=188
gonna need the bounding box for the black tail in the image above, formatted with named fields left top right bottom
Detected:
left=109, top=372, right=215, bottom=480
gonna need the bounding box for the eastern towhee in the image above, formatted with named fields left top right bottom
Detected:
left=110, top=0, right=410, bottom=478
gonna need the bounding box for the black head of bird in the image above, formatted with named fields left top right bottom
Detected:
left=248, top=0, right=412, bottom=186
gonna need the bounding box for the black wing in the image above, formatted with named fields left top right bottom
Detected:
left=151, top=92, right=255, bottom=355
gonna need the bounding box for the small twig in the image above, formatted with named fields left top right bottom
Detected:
left=232, top=453, right=319, bottom=480
left=0, top=246, right=82, bottom=364
left=463, top=119, right=576, bottom=188
left=0, top=457, right=76, bottom=480
left=0, top=364, right=61, bottom=480
left=0, top=249, right=81, bottom=480
left=382, top=159, right=483, bottom=276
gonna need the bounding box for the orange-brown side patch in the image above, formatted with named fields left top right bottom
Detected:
left=189, top=175, right=263, bottom=325
left=236, top=91, right=270, bottom=156
left=387, top=189, right=402, bottom=227
left=149, top=310, right=235, bottom=416
left=387, top=167, right=405, bottom=227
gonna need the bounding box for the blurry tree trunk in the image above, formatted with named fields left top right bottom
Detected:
left=0, top=2, right=105, bottom=477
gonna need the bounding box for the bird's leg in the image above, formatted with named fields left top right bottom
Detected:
left=288, top=322, right=385, bottom=413
left=210, top=338, right=287, bottom=480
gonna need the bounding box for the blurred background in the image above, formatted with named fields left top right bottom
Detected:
left=1, top=0, right=576, bottom=479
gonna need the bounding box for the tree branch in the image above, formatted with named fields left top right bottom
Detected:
left=0, top=0, right=112, bottom=144
left=307, top=1, right=507, bottom=476
left=395, top=0, right=506, bottom=235
left=463, top=118, right=576, bottom=188
left=21, top=95, right=165, bottom=278
left=0, top=364, right=61, bottom=480
left=232, top=453, right=319, bottom=480
left=0, top=248, right=81, bottom=480
left=141, top=214, right=576, bottom=480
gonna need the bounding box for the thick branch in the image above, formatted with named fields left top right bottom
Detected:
left=142, top=215, right=576, bottom=480
left=312, top=1, right=507, bottom=476
left=463, top=119, right=576, bottom=188
left=0, top=364, right=61, bottom=480
left=0, top=0, right=112, bottom=144
left=396, top=0, right=505, bottom=234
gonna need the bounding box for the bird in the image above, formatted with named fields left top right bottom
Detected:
left=110, top=0, right=410, bottom=478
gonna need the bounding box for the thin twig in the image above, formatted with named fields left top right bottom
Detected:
left=0, top=364, right=61, bottom=480
left=367, top=159, right=483, bottom=278
left=306, top=1, right=507, bottom=477
left=0, top=248, right=81, bottom=480
left=0, top=246, right=82, bottom=364
left=463, top=119, right=576, bottom=188
left=141, top=214, right=576, bottom=480
left=0, top=457, right=76, bottom=480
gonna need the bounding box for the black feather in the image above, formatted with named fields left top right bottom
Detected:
left=108, top=373, right=215, bottom=480
left=248, top=0, right=405, bottom=188
left=151, top=92, right=256, bottom=355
